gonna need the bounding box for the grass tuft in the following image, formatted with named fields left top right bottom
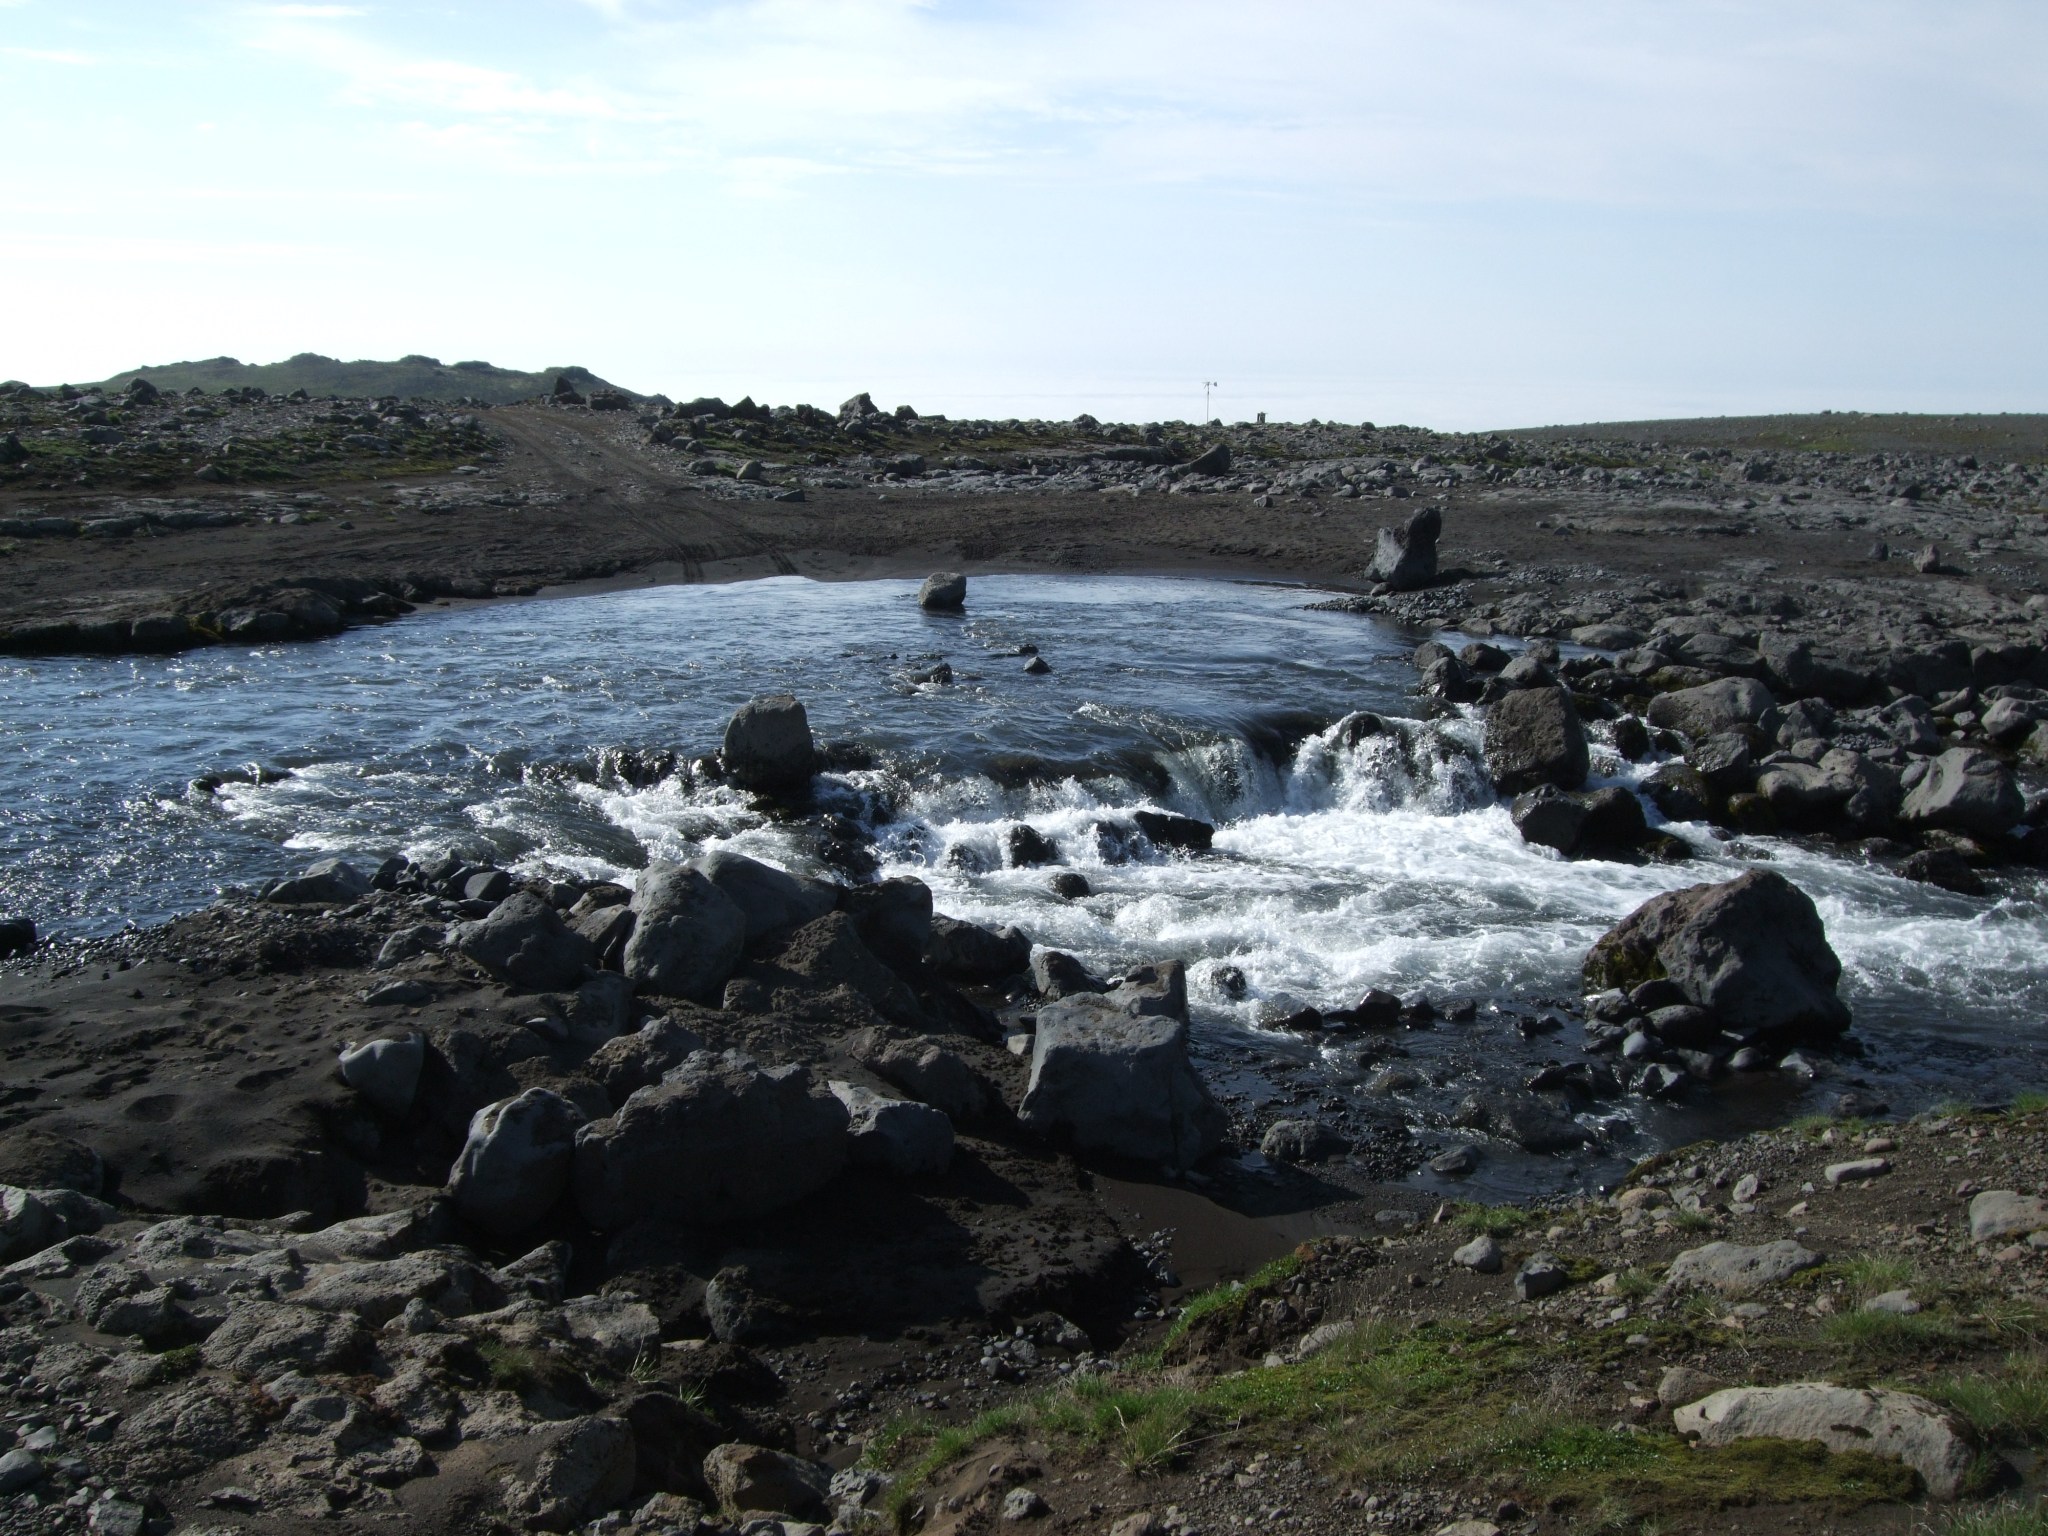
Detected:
left=1935, top=1500, right=2048, bottom=1536
left=1928, top=1353, right=2048, bottom=1446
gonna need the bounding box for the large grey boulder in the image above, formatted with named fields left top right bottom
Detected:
left=1673, top=1385, right=1974, bottom=1499
left=1018, top=962, right=1223, bottom=1171
left=584, top=1013, right=708, bottom=1102
left=1899, top=747, right=2025, bottom=836
left=449, top=893, right=594, bottom=991
left=502, top=1415, right=637, bottom=1532
left=201, top=1301, right=366, bottom=1378
left=1367, top=506, right=1440, bottom=592
left=721, top=694, right=818, bottom=792
left=692, top=850, right=839, bottom=942
left=0, top=1185, right=58, bottom=1264
left=830, top=1081, right=954, bottom=1177
left=337, top=1032, right=424, bottom=1117
left=1646, top=677, right=1777, bottom=740
left=1584, top=870, right=1848, bottom=1041
left=623, top=862, right=746, bottom=1002
left=1483, top=685, right=1589, bottom=793
left=1665, top=1239, right=1823, bottom=1295
left=264, top=857, right=371, bottom=905
left=447, top=1089, right=582, bottom=1237
left=1967, top=1190, right=2048, bottom=1243
left=917, top=572, right=967, bottom=611
left=572, top=1051, right=849, bottom=1229
left=702, top=1442, right=832, bottom=1520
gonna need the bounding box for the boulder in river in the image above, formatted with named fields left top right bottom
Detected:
left=917, top=572, right=967, bottom=611
left=1484, top=684, right=1589, bottom=793
left=0, top=917, right=33, bottom=959
left=1899, top=746, right=2024, bottom=836
left=572, top=1050, right=849, bottom=1229
left=927, top=914, right=1031, bottom=982
left=721, top=694, right=818, bottom=792
left=1018, top=962, right=1224, bottom=1171
left=622, top=862, right=746, bottom=1002
left=1583, top=869, right=1849, bottom=1042
left=447, top=1088, right=582, bottom=1237
left=1366, top=505, right=1441, bottom=591
left=449, top=892, right=595, bottom=992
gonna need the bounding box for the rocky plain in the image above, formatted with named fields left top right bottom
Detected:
left=3, top=369, right=2048, bottom=1535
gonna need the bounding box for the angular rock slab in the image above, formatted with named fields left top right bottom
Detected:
left=1673, top=1384, right=1974, bottom=1499
left=1018, top=963, right=1223, bottom=1171
left=1665, top=1239, right=1823, bottom=1295
left=573, top=1051, right=849, bottom=1229
left=830, top=1081, right=954, bottom=1178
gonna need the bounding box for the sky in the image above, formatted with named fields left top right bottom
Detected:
left=2, top=1, right=2044, bottom=429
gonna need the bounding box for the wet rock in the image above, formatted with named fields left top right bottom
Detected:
left=1050, top=871, right=1092, bottom=899
left=842, top=875, right=935, bottom=967
left=450, top=892, right=594, bottom=991
left=1672, top=1385, right=1973, bottom=1499
left=1666, top=1239, right=1822, bottom=1295
left=1367, top=505, right=1441, bottom=591
left=1133, top=809, right=1215, bottom=852
left=1899, top=747, right=2024, bottom=836
left=1019, top=964, right=1224, bottom=1170
left=1260, top=1119, right=1349, bottom=1163
left=830, top=1081, right=955, bottom=1177
left=1431, top=1145, right=1481, bottom=1176
left=1643, top=762, right=1714, bottom=822
left=573, top=1051, right=849, bottom=1229
left=623, top=862, right=746, bottom=1002
left=338, top=1032, right=425, bottom=1117
left=447, top=1088, right=582, bottom=1237
left=502, top=1415, right=637, bottom=1532
left=703, top=1442, right=832, bottom=1520
left=1007, top=824, right=1058, bottom=867
left=0, top=916, right=35, bottom=958
left=1645, top=677, right=1777, bottom=740
left=1583, top=870, right=1848, bottom=1042
left=918, top=572, right=967, bottom=612
left=722, top=694, right=819, bottom=792
left=928, top=914, right=1031, bottom=981
left=1645, top=1004, right=1722, bottom=1049
left=264, top=856, right=372, bottom=905
left=1483, top=685, right=1589, bottom=793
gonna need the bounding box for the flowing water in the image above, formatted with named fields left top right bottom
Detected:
left=4, top=574, right=2044, bottom=1194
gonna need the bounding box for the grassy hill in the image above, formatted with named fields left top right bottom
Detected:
left=67, top=354, right=637, bottom=405
left=1498, top=411, right=2048, bottom=459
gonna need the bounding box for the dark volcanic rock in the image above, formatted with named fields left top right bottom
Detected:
left=1367, top=505, right=1441, bottom=591
left=622, top=862, right=746, bottom=1002
left=1584, top=869, right=1849, bottom=1042
left=1484, top=685, right=1590, bottom=793
left=572, top=1051, right=849, bottom=1230
left=449, top=893, right=594, bottom=992
left=722, top=694, right=819, bottom=792
left=1899, top=747, right=2024, bottom=836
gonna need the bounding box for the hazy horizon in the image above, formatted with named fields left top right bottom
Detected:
left=4, top=1, right=2044, bottom=430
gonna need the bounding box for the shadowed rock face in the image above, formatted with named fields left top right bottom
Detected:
left=1584, top=869, right=1849, bottom=1042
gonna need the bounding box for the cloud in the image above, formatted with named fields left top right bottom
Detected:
left=0, top=45, right=97, bottom=64
left=224, top=0, right=2048, bottom=215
